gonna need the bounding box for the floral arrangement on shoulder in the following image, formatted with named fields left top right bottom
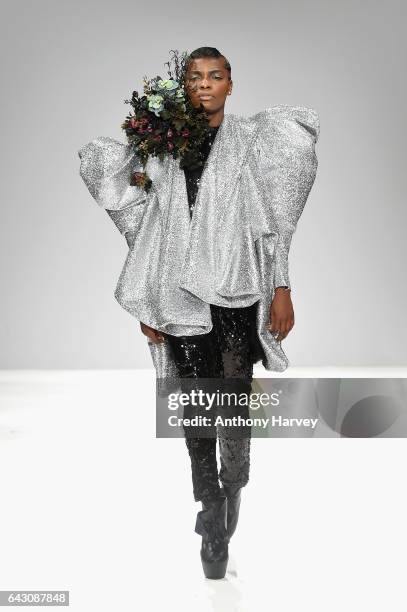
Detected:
left=121, top=49, right=211, bottom=192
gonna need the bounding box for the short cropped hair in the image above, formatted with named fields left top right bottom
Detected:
left=186, top=47, right=231, bottom=79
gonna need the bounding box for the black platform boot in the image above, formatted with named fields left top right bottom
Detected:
left=195, top=493, right=229, bottom=579
left=221, top=484, right=242, bottom=540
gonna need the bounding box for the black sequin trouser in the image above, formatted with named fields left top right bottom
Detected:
left=165, top=303, right=257, bottom=503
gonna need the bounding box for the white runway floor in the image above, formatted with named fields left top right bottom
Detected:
left=0, top=368, right=406, bottom=612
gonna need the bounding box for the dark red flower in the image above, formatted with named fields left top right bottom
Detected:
left=131, top=171, right=148, bottom=187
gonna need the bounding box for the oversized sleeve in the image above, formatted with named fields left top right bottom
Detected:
left=78, top=136, right=147, bottom=245
left=256, top=106, right=320, bottom=290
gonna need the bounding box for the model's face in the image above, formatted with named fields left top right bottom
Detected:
left=184, top=57, right=232, bottom=114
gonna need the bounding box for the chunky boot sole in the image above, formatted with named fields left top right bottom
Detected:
left=201, top=553, right=229, bottom=579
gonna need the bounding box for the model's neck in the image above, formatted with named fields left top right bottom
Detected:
left=207, top=108, right=225, bottom=128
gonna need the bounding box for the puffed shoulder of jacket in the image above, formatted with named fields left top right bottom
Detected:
left=251, top=104, right=320, bottom=143
left=246, top=105, right=320, bottom=291
left=78, top=136, right=146, bottom=211
left=250, top=104, right=320, bottom=212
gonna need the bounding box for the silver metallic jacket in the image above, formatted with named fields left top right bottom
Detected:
left=78, top=105, right=320, bottom=378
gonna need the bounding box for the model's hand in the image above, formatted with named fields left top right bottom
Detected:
left=267, top=288, right=294, bottom=342
left=140, top=322, right=166, bottom=344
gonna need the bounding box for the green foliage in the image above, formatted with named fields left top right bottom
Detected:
left=122, top=49, right=212, bottom=191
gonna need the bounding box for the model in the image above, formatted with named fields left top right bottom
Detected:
left=78, top=47, right=320, bottom=580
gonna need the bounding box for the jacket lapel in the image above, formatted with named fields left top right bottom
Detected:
left=210, top=113, right=262, bottom=227
left=175, top=113, right=264, bottom=300
left=147, top=112, right=261, bottom=222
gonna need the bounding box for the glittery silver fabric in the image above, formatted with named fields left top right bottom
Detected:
left=78, top=105, right=320, bottom=378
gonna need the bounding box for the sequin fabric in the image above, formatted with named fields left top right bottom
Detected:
left=78, top=105, right=320, bottom=387
left=166, top=121, right=254, bottom=501
left=183, top=125, right=219, bottom=218
left=166, top=302, right=254, bottom=501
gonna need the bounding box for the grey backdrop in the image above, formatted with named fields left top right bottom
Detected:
left=1, top=0, right=405, bottom=369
